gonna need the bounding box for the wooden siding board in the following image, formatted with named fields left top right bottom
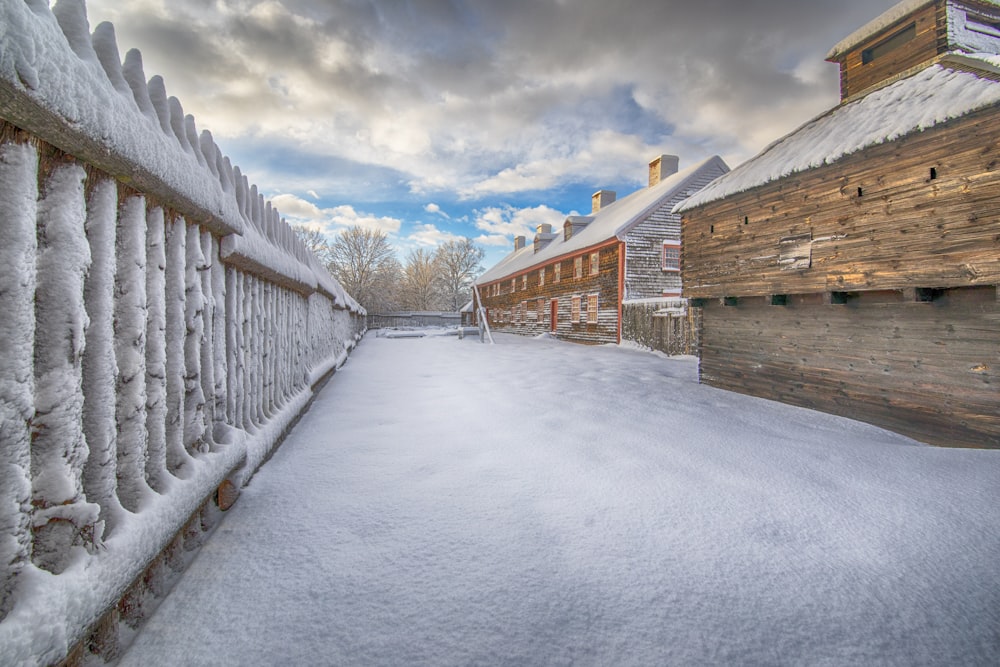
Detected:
left=624, top=162, right=727, bottom=300
left=681, top=107, right=1000, bottom=299
left=698, top=298, right=999, bottom=448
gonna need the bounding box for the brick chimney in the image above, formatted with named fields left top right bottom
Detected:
left=514, top=235, right=526, bottom=250
left=649, top=155, right=679, bottom=188
left=592, top=189, right=616, bottom=213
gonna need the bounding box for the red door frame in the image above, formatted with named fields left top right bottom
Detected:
left=550, top=299, right=558, bottom=332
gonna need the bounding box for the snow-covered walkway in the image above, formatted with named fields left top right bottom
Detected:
left=118, top=333, right=1000, bottom=666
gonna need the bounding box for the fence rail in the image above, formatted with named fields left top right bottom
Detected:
left=0, top=2, right=364, bottom=663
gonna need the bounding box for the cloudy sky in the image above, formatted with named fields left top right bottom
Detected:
left=81, top=0, right=900, bottom=267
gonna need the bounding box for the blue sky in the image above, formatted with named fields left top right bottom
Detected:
left=82, top=0, right=901, bottom=269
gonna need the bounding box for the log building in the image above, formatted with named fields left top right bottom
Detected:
left=675, top=0, right=1000, bottom=448
left=476, top=155, right=728, bottom=344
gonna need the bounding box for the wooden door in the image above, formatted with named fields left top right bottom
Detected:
left=550, top=299, right=558, bottom=332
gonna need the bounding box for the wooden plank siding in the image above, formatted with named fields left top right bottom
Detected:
left=478, top=241, right=622, bottom=344
left=623, top=163, right=726, bottom=299
left=835, top=2, right=944, bottom=101
left=698, top=294, right=999, bottom=448
left=681, top=105, right=1000, bottom=299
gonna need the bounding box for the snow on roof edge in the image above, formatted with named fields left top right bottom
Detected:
left=826, top=0, right=937, bottom=61
left=675, top=55, right=1000, bottom=213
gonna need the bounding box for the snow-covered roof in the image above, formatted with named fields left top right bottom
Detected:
left=826, top=0, right=937, bottom=61
left=675, top=54, right=1000, bottom=213
left=477, top=156, right=728, bottom=285
left=827, top=0, right=1000, bottom=60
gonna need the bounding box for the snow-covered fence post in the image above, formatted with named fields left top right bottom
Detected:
left=114, top=194, right=152, bottom=512
left=199, top=230, right=218, bottom=447
left=82, top=177, right=124, bottom=529
left=211, top=236, right=228, bottom=427
left=145, top=206, right=170, bottom=493
left=0, top=137, right=38, bottom=621
left=32, top=161, right=102, bottom=573
left=165, top=216, right=191, bottom=473
left=183, top=223, right=207, bottom=453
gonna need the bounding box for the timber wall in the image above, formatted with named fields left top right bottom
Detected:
left=699, top=294, right=998, bottom=448
left=0, top=3, right=365, bottom=664
left=682, top=105, right=1000, bottom=449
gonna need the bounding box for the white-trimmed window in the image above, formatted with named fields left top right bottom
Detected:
left=511, top=278, right=516, bottom=292
left=537, top=299, right=545, bottom=322
left=571, top=295, right=582, bottom=323
left=574, top=256, right=583, bottom=279
left=522, top=275, right=527, bottom=290
left=554, top=263, right=561, bottom=283
left=590, top=252, right=599, bottom=275
left=662, top=241, right=681, bottom=272
left=587, top=294, right=598, bottom=323
left=539, top=267, right=545, bottom=287
left=521, top=301, right=528, bottom=323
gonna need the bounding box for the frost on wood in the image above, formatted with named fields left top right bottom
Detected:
left=183, top=224, right=207, bottom=453
left=82, top=176, right=123, bottom=531
left=114, top=195, right=152, bottom=512
left=0, top=141, right=38, bottom=620
left=32, top=162, right=101, bottom=573
left=165, top=216, right=192, bottom=475
left=199, top=231, right=218, bottom=450
left=144, top=206, right=169, bottom=493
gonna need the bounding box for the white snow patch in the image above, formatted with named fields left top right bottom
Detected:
left=115, top=335, right=1000, bottom=666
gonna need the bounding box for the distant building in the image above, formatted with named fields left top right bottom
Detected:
left=675, top=0, right=1000, bottom=448
left=476, top=155, right=729, bottom=344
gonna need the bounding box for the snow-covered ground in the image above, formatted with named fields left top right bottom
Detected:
left=117, top=333, right=1000, bottom=666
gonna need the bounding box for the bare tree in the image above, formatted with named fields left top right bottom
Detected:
left=291, top=225, right=333, bottom=266
left=399, top=248, right=443, bottom=311
left=328, top=227, right=400, bottom=311
left=434, top=238, right=485, bottom=311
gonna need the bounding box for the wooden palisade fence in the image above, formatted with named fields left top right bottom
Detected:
left=621, top=300, right=700, bottom=357
left=0, top=1, right=365, bottom=663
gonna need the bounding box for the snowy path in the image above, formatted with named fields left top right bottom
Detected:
left=118, top=333, right=1000, bottom=666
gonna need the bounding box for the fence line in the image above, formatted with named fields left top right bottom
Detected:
left=0, top=2, right=365, bottom=663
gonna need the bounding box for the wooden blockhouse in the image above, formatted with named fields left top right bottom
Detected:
left=476, top=155, right=728, bottom=344
left=675, top=0, right=1000, bottom=448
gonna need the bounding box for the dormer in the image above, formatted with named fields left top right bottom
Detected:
left=826, top=0, right=1000, bottom=102
left=533, top=223, right=557, bottom=253
left=563, top=216, right=593, bottom=242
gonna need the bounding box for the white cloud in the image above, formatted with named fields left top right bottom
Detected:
left=406, top=223, right=463, bottom=247
left=474, top=234, right=511, bottom=247
left=307, top=190, right=320, bottom=199
left=270, top=194, right=402, bottom=235
left=424, top=203, right=450, bottom=219
left=473, top=204, right=568, bottom=239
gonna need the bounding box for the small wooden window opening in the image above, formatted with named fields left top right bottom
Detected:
left=861, top=22, right=916, bottom=65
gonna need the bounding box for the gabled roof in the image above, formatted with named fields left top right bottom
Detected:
left=477, top=155, right=729, bottom=285
left=675, top=54, right=1000, bottom=213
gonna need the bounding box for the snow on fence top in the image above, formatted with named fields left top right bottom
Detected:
left=0, top=0, right=362, bottom=314
left=675, top=54, right=1000, bottom=213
